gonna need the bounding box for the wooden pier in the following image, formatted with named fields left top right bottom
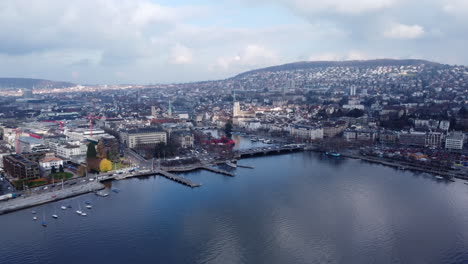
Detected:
left=201, top=166, right=235, bottom=177
left=155, top=170, right=201, bottom=188
left=236, top=164, right=254, bottom=169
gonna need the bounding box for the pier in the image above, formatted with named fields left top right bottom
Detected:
left=237, top=164, right=254, bottom=169
left=155, top=170, right=201, bottom=188
left=201, top=166, right=235, bottom=177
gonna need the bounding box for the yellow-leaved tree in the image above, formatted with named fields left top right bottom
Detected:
left=99, top=159, right=112, bottom=172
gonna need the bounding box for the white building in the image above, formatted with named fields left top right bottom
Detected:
left=121, top=127, right=167, bottom=148
left=288, top=125, right=323, bottom=140
left=445, top=132, right=465, bottom=151
left=39, top=153, right=64, bottom=170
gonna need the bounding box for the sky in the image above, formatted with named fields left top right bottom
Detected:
left=0, top=0, right=467, bottom=84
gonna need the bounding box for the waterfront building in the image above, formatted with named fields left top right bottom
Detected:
left=288, top=125, right=324, bottom=141
left=3, top=154, right=40, bottom=180
left=445, top=132, right=465, bottom=151
left=120, top=127, right=167, bottom=149
left=172, top=131, right=194, bottom=148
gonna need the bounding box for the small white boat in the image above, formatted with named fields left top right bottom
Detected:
left=86, top=205, right=92, bottom=209
left=52, top=214, right=58, bottom=219
left=33, top=216, right=37, bottom=221
left=435, top=176, right=444, bottom=180
left=76, top=210, right=82, bottom=215
left=31, top=211, right=37, bottom=214
left=61, top=206, right=67, bottom=210
left=81, top=212, right=87, bottom=216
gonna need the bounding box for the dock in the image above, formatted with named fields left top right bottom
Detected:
left=155, top=170, right=201, bottom=188
left=201, top=166, right=235, bottom=177
left=237, top=164, right=254, bottom=169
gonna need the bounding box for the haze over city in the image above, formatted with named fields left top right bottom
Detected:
left=0, top=0, right=467, bottom=84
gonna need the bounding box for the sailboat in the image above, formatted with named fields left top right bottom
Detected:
left=76, top=202, right=82, bottom=215
left=41, top=212, right=47, bottom=227
left=52, top=206, right=58, bottom=219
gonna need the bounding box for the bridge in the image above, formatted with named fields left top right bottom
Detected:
left=234, top=145, right=305, bottom=158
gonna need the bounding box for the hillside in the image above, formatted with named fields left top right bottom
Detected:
left=0, top=78, right=76, bottom=89
left=233, top=59, right=441, bottom=79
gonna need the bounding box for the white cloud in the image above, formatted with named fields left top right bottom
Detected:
left=383, top=23, right=425, bottom=39
left=250, top=0, right=397, bottom=15
left=215, top=44, right=278, bottom=70
left=170, top=44, right=193, bottom=64
left=308, top=51, right=370, bottom=61
left=308, top=53, right=342, bottom=61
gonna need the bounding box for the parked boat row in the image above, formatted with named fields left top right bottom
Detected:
left=31, top=200, right=96, bottom=226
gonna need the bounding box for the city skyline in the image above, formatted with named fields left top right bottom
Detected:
left=0, top=0, right=467, bottom=84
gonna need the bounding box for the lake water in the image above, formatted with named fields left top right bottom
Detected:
left=1, top=150, right=468, bottom=263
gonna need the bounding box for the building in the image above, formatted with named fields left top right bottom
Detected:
left=399, top=131, right=443, bottom=148
left=445, top=132, right=465, bottom=151
left=0, top=143, right=12, bottom=168
left=323, top=121, right=348, bottom=138
left=172, top=131, right=194, bottom=148
left=18, top=136, right=44, bottom=153
left=121, top=127, right=167, bottom=148
left=3, top=154, right=40, bottom=180
left=39, top=153, right=64, bottom=170
left=288, top=125, right=323, bottom=141
left=350, top=86, right=357, bottom=96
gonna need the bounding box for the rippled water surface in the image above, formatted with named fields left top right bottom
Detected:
left=2, top=151, right=468, bottom=264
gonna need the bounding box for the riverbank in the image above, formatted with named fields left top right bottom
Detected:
left=0, top=182, right=105, bottom=215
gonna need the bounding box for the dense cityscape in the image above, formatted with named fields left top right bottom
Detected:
left=1, top=60, right=467, bottom=201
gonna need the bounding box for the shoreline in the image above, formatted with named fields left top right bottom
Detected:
left=339, top=152, right=466, bottom=181
left=0, top=182, right=105, bottom=215
left=1, top=149, right=465, bottom=216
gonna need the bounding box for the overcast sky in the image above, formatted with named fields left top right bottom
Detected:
left=0, top=0, right=467, bottom=84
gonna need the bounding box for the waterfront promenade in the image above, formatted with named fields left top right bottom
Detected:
left=0, top=182, right=105, bottom=215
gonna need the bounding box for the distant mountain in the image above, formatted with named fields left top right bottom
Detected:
left=233, top=59, right=441, bottom=79
left=0, top=78, right=76, bottom=90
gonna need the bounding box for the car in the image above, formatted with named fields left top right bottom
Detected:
left=51, top=195, right=56, bottom=198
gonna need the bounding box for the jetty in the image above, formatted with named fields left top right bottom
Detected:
left=155, top=170, right=201, bottom=188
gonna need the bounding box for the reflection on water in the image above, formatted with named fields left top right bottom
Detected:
left=1, top=147, right=468, bottom=263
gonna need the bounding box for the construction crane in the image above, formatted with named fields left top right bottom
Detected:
left=41, top=120, right=64, bottom=132
left=83, top=116, right=102, bottom=137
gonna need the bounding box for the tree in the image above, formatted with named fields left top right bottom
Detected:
left=224, top=120, right=233, bottom=138
left=51, top=166, right=57, bottom=174
left=346, top=109, right=365, bottom=118
left=86, top=142, right=97, bottom=158
left=99, top=159, right=113, bottom=172
left=59, top=165, right=64, bottom=173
